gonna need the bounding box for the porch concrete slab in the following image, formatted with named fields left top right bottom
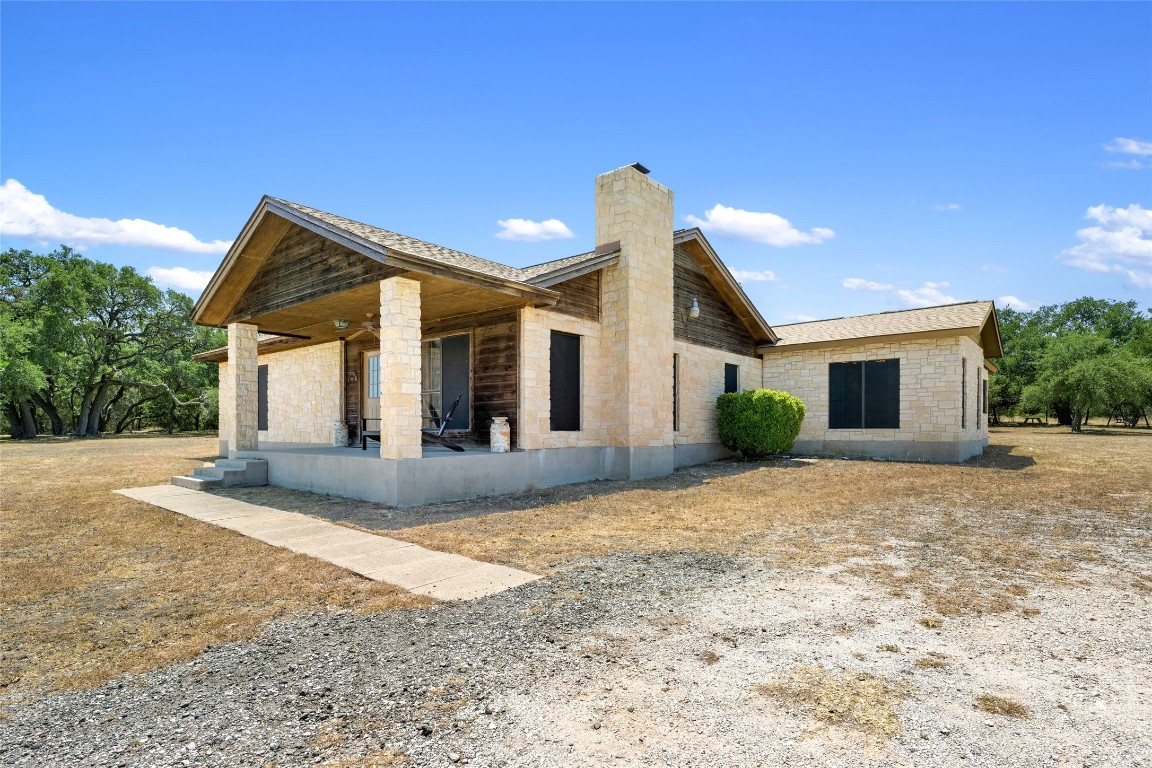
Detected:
left=114, top=485, right=539, bottom=600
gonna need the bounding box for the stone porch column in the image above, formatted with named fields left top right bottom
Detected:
left=225, top=322, right=259, bottom=456
left=379, top=276, right=423, bottom=460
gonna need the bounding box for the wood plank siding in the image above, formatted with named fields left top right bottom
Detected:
left=342, top=318, right=519, bottom=448
left=227, top=225, right=400, bottom=323
left=548, top=272, right=600, bottom=321
left=673, top=244, right=757, bottom=356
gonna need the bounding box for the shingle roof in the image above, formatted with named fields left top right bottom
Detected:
left=519, top=250, right=599, bottom=281
left=768, top=301, right=995, bottom=348
left=270, top=198, right=528, bottom=283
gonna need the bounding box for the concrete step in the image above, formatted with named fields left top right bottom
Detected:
left=171, top=458, right=267, bottom=491
left=171, top=474, right=222, bottom=491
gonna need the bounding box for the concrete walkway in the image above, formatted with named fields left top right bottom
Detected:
left=115, top=485, right=540, bottom=601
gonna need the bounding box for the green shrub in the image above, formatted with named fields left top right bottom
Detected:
left=716, top=388, right=806, bottom=460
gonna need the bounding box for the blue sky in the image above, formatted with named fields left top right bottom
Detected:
left=1, top=1, right=1149, bottom=325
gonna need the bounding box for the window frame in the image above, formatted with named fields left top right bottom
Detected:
left=828, top=359, right=900, bottom=430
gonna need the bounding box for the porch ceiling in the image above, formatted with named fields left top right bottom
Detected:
left=234, top=273, right=531, bottom=348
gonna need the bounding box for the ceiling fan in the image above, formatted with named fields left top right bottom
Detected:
left=344, top=317, right=381, bottom=340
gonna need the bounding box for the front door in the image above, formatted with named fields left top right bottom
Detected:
left=363, top=335, right=471, bottom=434
left=363, top=352, right=381, bottom=430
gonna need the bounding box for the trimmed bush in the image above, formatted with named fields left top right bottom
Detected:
left=716, top=388, right=806, bottom=460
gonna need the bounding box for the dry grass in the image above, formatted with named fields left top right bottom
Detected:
left=383, top=427, right=1150, bottom=618
left=757, top=667, right=909, bottom=737
left=975, top=693, right=1032, bottom=719
left=2, top=426, right=1148, bottom=705
left=0, top=434, right=429, bottom=702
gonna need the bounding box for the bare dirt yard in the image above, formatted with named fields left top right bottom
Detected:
left=1, top=426, right=1149, bottom=767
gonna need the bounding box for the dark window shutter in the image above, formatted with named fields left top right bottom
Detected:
left=257, top=364, right=269, bottom=431
left=863, top=359, right=900, bottom=429
left=550, top=331, right=580, bottom=431
left=673, top=354, right=680, bottom=432
left=724, top=363, right=739, bottom=394
left=828, top=362, right=862, bottom=429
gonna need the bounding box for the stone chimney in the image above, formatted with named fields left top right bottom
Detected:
left=595, top=164, right=676, bottom=479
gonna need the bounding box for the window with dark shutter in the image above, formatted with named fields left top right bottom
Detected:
left=257, top=364, right=269, bottom=431
left=829, top=359, right=899, bottom=429
left=550, top=331, right=580, bottom=431
left=673, top=353, right=680, bottom=432
left=724, top=363, right=739, bottom=394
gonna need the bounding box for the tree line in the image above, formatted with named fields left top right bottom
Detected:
left=1, top=246, right=225, bottom=439
left=990, top=297, right=1152, bottom=431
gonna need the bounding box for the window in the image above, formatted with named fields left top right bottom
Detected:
left=550, top=331, right=581, bottom=431
left=828, top=359, right=900, bottom=429
left=724, top=363, right=739, bottom=394
left=982, top=376, right=988, bottom=416
left=673, top=353, right=680, bottom=432
left=367, top=354, right=380, bottom=399
left=257, top=364, right=269, bottom=431
left=962, top=358, right=967, bottom=429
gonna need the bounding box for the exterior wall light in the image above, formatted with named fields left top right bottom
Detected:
left=333, top=319, right=350, bottom=330
left=689, top=298, right=700, bottom=319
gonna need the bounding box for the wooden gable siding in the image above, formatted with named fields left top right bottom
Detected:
left=673, top=244, right=757, bottom=356
left=227, top=225, right=400, bottom=323
left=548, top=272, right=600, bottom=321
left=342, top=318, right=519, bottom=448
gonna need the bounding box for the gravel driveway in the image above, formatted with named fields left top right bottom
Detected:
left=2, top=543, right=1148, bottom=767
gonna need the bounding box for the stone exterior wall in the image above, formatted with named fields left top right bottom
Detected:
left=673, top=340, right=763, bottom=445
left=517, top=307, right=606, bottom=450
left=217, top=359, right=232, bottom=455
left=595, top=166, right=676, bottom=450
left=760, top=335, right=989, bottom=462
left=256, top=341, right=344, bottom=445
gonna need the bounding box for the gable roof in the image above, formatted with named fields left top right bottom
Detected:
left=764, top=300, right=1003, bottom=357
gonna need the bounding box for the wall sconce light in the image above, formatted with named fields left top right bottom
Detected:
left=333, top=319, right=350, bottom=330
left=688, top=298, right=700, bottom=319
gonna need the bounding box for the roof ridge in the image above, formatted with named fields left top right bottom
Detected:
left=774, top=300, right=990, bottom=328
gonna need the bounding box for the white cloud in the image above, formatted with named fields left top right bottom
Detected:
left=997, top=295, right=1036, bottom=311
left=146, top=266, right=214, bottom=291
left=495, top=218, right=574, bottom=242
left=842, top=277, right=894, bottom=291
left=1105, top=159, right=1146, bottom=170
left=896, top=281, right=959, bottom=308
left=1104, top=137, right=1152, bottom=156
left=933, top=203, right=961, bottom=212
left=684, top=204, right=834, bottom=246
left=786, top=314, right=818, bottom=323
left=0, top=179, right=231, bottom=254
left=1060, top=203, right=1152, bottom=290
left=730, top=269, right=778, bottom=283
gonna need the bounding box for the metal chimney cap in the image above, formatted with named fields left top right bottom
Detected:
left=629, top=162, right=650, bottom=175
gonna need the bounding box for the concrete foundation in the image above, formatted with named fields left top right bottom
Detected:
left=234, top=442, right=730, bottom=507
left=791, top=437, right=988, bottom=463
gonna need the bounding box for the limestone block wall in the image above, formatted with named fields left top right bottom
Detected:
left=218, top=359, right=232, bottom=451
left=760, top=336, right=988, bottom=460
left=517, top=307, right=606, bottom=450
left=256, top=341, right=344, bottom=444
left=958, top=335, right=989, bottom=441
left=225, top=323, right=259, bottom=453
left=595, top=166, right=676, bottom=449
left=378, top=277, right=423, bottom=460
left=674, top=340, right=763, bottom=445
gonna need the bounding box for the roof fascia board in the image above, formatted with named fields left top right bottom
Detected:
left=265, top=200, right=559, bottom=305
left=757, top=326, right=983, bottom=353
left=674, top=229, right=778, bottom=344
left=527, top=253, right=620, bottom=287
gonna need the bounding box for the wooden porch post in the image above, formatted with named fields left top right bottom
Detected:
left=225, top=322, right=260, bottom=455
left=379, top=276, right=423, bottom=460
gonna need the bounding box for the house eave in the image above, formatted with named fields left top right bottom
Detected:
left=757, top=326, right=988, bottom=353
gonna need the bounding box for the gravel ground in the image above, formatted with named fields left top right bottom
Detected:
left=2, top=545, right=1149, bottom=767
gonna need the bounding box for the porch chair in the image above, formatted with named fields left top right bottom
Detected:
left=422, top=394, right=465, bottom=452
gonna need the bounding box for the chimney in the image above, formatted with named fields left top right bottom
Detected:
left=594, top=164, right=676, bottom=478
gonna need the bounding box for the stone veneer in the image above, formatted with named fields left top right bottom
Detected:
left=595, top=166, right=676, bottom=476
left=760, top=335, right=990, bottom=462
left=517, top=307, right=606, bottom=450
left=673, top=340, right=764, bottom=445
left=257, top=342, right=343, bottom=444
left=224, top=322, right=259, bottom=455
left=378, top=276, right=423, bottom=460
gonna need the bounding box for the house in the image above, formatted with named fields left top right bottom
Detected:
left=192, top=164, right=1001, bottom=505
